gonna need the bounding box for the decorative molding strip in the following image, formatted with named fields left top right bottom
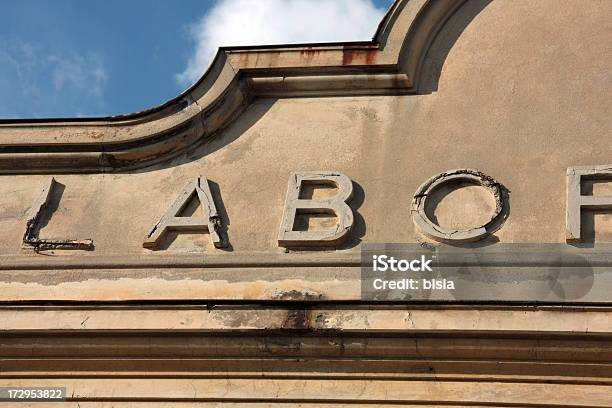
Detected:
left=1, top=306, right=610, bottom=334
left=4, top=245, right=612, bottom=270
left=0, top=378, right=608, bottom=406
left=1, top=308, right=610, bottom=406
left=1, top=252, right=612, bottom=303
left=0, top=253, right=362, bottom=270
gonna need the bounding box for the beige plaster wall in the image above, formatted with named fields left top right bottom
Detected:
left=0, top=0, right=610, bottom=256
left=0, top=3, right=611, bottom=405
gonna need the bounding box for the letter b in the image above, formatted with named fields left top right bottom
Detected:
left=278, top=171, right=354, bottom=247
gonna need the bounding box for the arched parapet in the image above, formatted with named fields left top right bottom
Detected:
left=0, top=0, right=467, bottom=174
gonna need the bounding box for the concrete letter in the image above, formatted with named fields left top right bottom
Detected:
left=23, top=178, right=94, bottom=251
left=144, top=176, right=225, bottom=249
left=411, top=169, right=508, bottom=243
left=566, top=165, right=612, bottom=242
left=278, top=171, right=354, bottom=247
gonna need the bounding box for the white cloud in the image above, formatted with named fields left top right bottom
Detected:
left=176, top=0, right=386, bottom=87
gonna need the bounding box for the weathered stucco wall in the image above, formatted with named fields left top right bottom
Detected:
left=1, top=0, right=610, bottom=256
left=0, top=0, right=611, bottom=406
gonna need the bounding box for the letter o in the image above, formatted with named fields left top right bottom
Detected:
left=411, top=169, right=509, bottom=243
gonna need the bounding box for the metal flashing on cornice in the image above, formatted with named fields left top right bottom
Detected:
left=0, top=0, right=466, bottom=174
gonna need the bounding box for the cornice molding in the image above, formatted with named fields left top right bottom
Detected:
left=1, top=306, right=610, bottom=334
left=0, top=0, right=466, bottom=174
left=2, top=246, right=612, bottom=304
left=4, top=246, right=612, bottom=270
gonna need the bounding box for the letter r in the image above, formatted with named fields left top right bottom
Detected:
left=566, top=165, right=612, bottom=242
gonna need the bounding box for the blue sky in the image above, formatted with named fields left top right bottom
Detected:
left=0, top=0, right=393, bottom=119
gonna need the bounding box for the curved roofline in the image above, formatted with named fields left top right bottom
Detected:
left=0, top=0, right=466, bottom=173
left=0, top=40, right=378, bottom=125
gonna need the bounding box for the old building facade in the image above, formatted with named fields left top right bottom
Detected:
left=1, top=0, right=611, bottom=406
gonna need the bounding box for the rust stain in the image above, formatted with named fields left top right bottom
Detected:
left=342, top=47, right=377, bottom=66
left=342, top=49, right=357, bottom=65
left=300, top=49, right=320, bottom=59
left=273, top=289, right=322, bottom=301
left=273, top=289, right=322, bottom=330
left=364, top=49, right=377, bottom=65
left=282, top=308, right=311, bottom=330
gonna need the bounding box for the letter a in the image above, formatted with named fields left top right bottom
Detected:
left=278, top=171, right=354, bottom=247
left=143, top=177, right=225, bottom=249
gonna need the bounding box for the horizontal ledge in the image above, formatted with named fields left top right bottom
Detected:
left=4, top=246, right=612, bottom=269
left=2, top=359, right=612, bottom=382
left=0, top=72, right=410, bottom=174
left=2, top=370, right=612, bottom=387
left=3, top=248, right=612, bottom=304
left=247, top=73, right=414, bottom=97
left=2, top=334, right=611, bottom=363
left=0, top=378, right=609, bottom=406
left=0, top=307, right=610, bottom=334
left=0, top=252, right=362, bottom=270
